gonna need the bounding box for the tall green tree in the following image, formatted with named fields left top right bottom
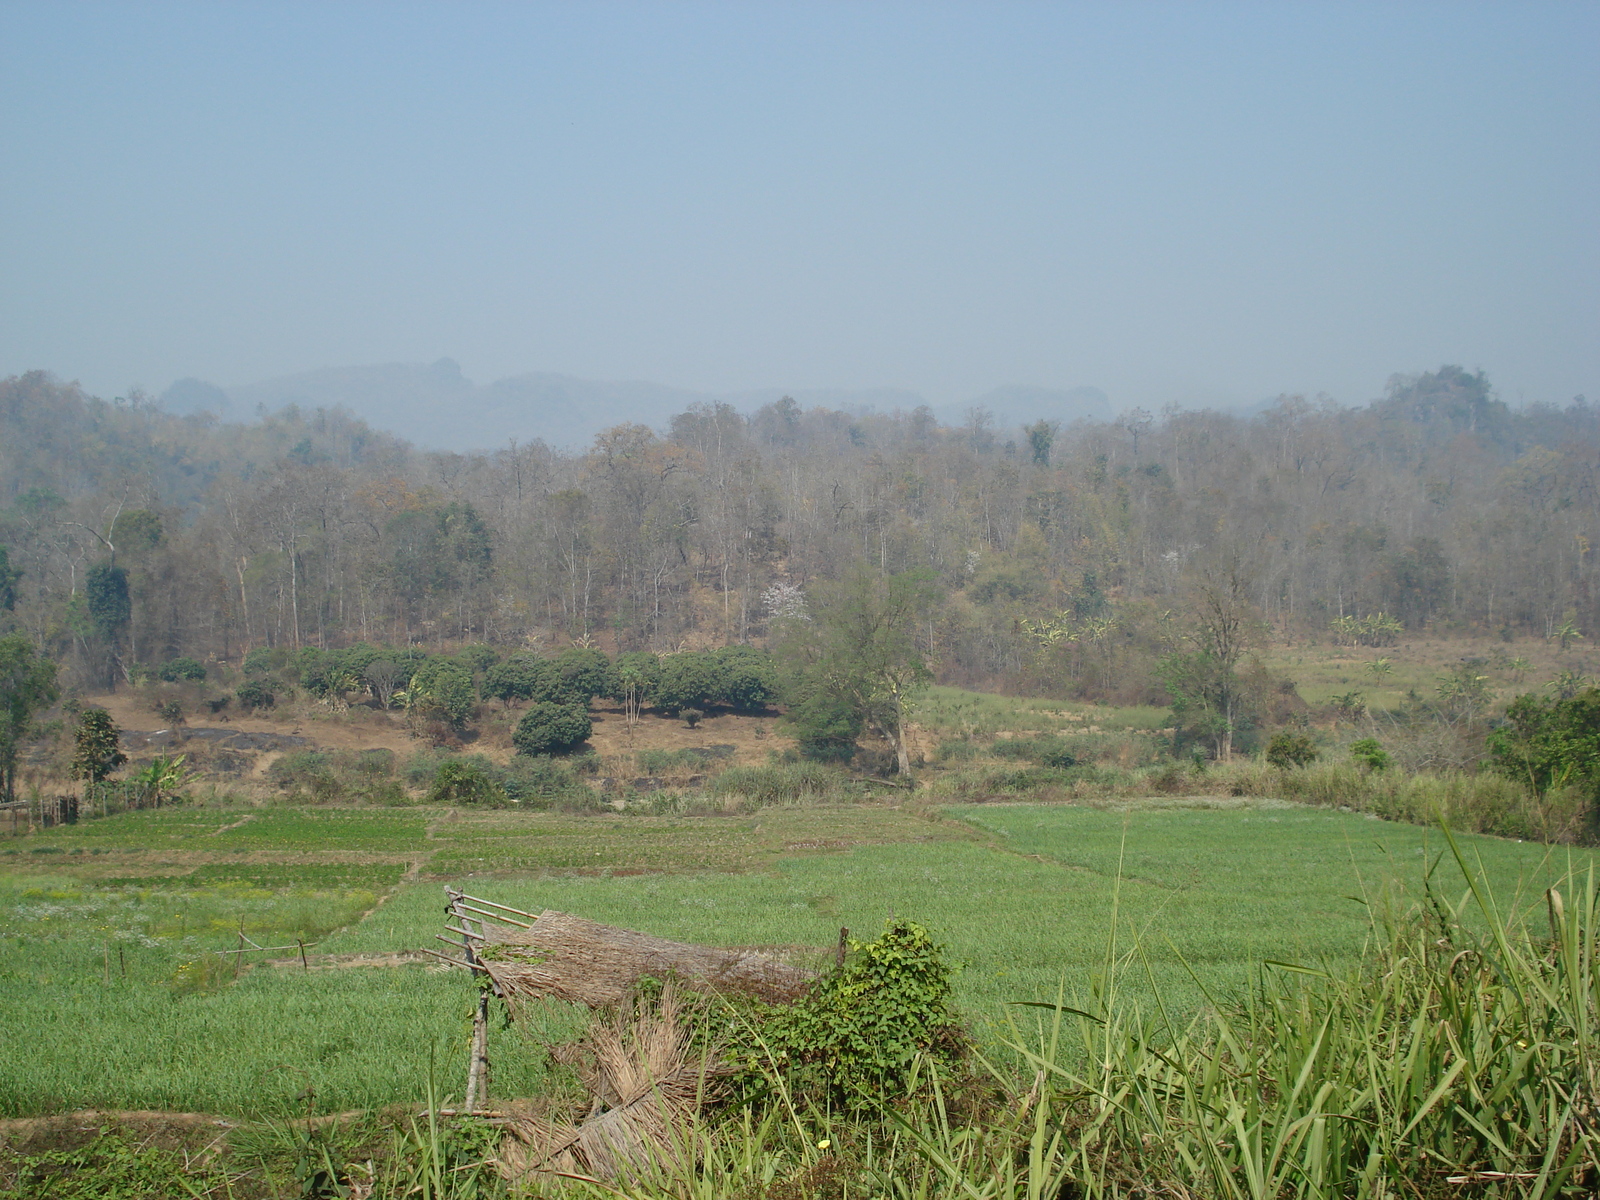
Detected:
left=1488, top=688, right=1600, bottom=827
left=71, top=706, right=126, bottom=790
left=1160, top=562, right=1266, bottom=760
left=85, top=562, right=131, bottom=688
left=0, top=545, right=20, bottom=613
left=1024, top=419, right=1057, bottom=467
left=776, top=564, right=939, bottom=776
left=0, top=635, right=58, bottom=804
left=85, top=563, right=131, bottom=638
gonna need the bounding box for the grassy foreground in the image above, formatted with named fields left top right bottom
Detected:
left=0, top=798, right=1587, bottom=1120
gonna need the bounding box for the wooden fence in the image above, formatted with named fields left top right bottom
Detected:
left=2, top=781, right=176, bottom=833
left=2, top=794, right=79, bottom=832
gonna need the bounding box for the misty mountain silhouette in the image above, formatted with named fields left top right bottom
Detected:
left=159, top=361, right=1113, bottom=450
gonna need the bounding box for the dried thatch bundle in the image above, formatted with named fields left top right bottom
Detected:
left=496, top=983, right=727, bottom=1183
left=477, top=909, right=815, bottom=1008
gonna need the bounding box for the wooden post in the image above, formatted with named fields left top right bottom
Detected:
left=298, top=939, right=309, bottom=971
left=837, top=927, right=849, bottom=969
left=447, top=888, right=493, bottom=1112
left=465, top=987, right=489, bottom=1112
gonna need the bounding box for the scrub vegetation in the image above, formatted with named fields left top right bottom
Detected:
left=4, top=368, right=1600, bottom=1191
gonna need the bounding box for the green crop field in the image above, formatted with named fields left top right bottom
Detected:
left=0, top=797, right=1589, bottom=1119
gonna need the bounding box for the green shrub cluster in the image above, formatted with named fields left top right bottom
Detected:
left=267, top=749, right=403, bottom=805
left=1488, top=686, right=1600, bottom=824
left=525, top=645, right=776, bottom=716
left=785, top=688, right=864, bottom=761
left=421, top=752, right=593, bottom=809
left=634, top=744, right=736, bottom=774
left=1264, top=730, right=1318, bottom=769
left=262, top=745, right=598, bottom=809
left=485, top=646, right=614, bottom=706
left=453, top=642, right=499, bottom=675
left=512, top=701, right=592, bottom=755
left=930, top=764, right=1087, bottom=799
left=242, top=645, right=289, bottom=678
left=652, top=646, right=778, bottom=713
left=295, top=643, right=423, bottom=698
left=235, top=679, right=275, bottom=711
left=403, top=658, right=474, bottom=728
left=934, top=728, right=1165, bottom=773
left=156, top=655, right=206, bottom=682
left=737, top=918, right=965, bottom=1109
left=425, top=759, right=507, bottom=807
left=989, top=734, right=1077, bottom=768
left=1349, top=736, right=1389, bottom=771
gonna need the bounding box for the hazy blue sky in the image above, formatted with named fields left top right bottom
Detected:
left=2, top=1, right=1594, bottom=411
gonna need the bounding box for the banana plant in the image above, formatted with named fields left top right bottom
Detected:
left=130, top=753, right=195, bottom=808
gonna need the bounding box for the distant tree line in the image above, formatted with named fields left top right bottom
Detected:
left=1, top=365, right=1596, bottom=701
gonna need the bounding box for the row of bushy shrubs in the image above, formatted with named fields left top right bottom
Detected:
left=928, top=725, right=1595, bottom=843
left=265, top=746, right=598, bottom=810
left=263, top=743, right=866, bottom=813
left=250, top=641, right=778, bottom=712
left=484, top=644, right=778, bottom=713
left=231, top=641, right=781, bottom=754
left=1218, top=758, right=1591, bottom=843
left=137, top=656, right=208, bottom=683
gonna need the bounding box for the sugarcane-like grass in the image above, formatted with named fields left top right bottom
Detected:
left=522, top=829, right=1598, bottom=1198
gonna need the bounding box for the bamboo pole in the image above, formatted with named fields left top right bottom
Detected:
left=452, top=900, right=535, bottom=928
left=449, top=888, right=495, bottom=1113
left=453, top=893, right=538, bottom=922
left=464, top=987, right=489, bottom=1112
left=212, top=941, right=320, bottom=957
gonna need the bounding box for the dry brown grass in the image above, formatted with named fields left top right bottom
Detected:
left=496, top=982, right=724, bottom=1183
left=1262, top=631, right=1599, bottom=708
left=480, top=909, right=815, bottom=1008
left=580, top=702, right=795, bottom=771
left=71, top=690, right=797, bottom=803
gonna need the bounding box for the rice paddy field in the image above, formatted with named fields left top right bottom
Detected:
left=1, top=794, right=1588, bottom=1120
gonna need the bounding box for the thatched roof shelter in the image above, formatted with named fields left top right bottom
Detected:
left=430, top=891, right=816, bottom=1008
left=426, top=892, right=813, bottom=1183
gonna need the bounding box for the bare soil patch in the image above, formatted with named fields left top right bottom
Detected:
left=258, top=949, right=434, bottom=970
left=582, top=703, right=794, bottom=765
left=77, top=691, right=800, bottom=801
left=0, top=1110, right=238, bottom=1151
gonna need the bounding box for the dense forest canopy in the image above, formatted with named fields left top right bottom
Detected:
left=1, top=366, right=1595, bottom=695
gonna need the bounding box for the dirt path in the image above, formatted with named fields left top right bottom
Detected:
left=257, top=949, right=435, bottom=971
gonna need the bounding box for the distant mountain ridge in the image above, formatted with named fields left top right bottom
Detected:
left=159, top=360, right=1115, bottom=451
